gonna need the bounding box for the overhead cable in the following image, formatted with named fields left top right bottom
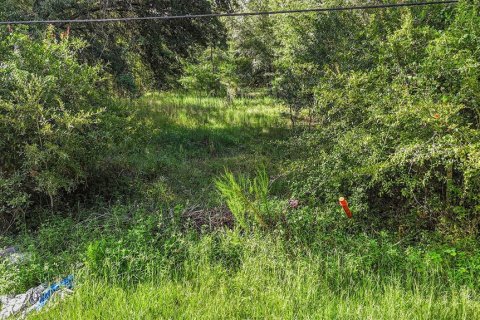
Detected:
left=0, top=1, right=459, bottom=26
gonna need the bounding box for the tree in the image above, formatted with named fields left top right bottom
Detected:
left=0, top=0, right=235, bottom=92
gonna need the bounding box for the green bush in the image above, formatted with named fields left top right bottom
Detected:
left=0, top=28, right=116, bottom=224
left=284, top=3, right=480, bottom=236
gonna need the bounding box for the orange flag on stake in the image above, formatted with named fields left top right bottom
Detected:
left=339, top=197, right=353, bottom=219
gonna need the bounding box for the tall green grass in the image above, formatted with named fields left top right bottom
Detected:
left=31, top=233, right=480, bottom=320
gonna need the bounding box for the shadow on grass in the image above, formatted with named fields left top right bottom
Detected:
left=128, top=94, right=292, bottom=205
left=136, top=124, right=291, bottom=205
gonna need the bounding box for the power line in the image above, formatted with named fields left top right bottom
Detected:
left=0, top=1, right=458, bottom=26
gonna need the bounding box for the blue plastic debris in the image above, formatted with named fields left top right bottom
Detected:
left=35, top=275, right=74, bottom=310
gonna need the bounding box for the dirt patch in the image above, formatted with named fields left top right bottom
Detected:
left=182, top=206, right=234, bottom=232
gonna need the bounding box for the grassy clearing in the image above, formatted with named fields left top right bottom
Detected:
left=2, top=93, right=480, bottom=319
left=127, top=92, right=289, bottom=205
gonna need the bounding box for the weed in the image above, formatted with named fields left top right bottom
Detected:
left=215, top=168, right=274, bottom=230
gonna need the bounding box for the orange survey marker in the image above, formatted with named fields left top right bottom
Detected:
left=339, top=197, right=353, bottom=219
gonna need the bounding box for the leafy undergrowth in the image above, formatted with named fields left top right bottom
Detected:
left=2, top=94, right=480, bottom=319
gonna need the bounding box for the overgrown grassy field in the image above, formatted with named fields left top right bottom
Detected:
left=2, top=3, right=480, bottom=319
left=33, top=236, right=480, bottom=319
left=2, top=94, right=480, bottom=319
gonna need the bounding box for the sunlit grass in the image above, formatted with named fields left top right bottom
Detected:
left=127, top=92, right=290, bottom=205
left=32, top=234, right=480, bottom=320
left=137, top=92, right=286, bottom=129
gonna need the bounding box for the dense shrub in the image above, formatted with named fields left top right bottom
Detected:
left=285, top=4, right=480, bottom=236
left=0, top=28, right=116, bottom=224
